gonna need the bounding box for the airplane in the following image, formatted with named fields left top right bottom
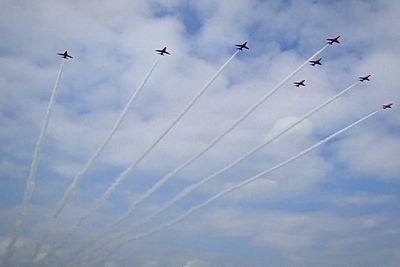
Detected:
left=57, top=51, right=73, bottom=59
left=309, top=58, right=322, bottom=66
left=326, top=35, right=340, bottom=45
left=382, top=103, right=393, bottom=109
left=156, top=47, right=170, bottom=56
left=293, top=80, right=306, bottom=87
left=359, top=74, right=371, bottom=82
left=235, top=41, right=249, bottom=50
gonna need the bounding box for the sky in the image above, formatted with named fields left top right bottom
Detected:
left=0, top=0, right=399, bottom=266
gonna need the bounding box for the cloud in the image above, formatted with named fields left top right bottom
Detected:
left=177, top=207, right=400, bottom=266
left=342, top=192, right=395, bottom=206
left=332, top=127, right=400, bottom=179
left=183, top=259, right=209, bottom=267
left=1, top=0, right=399, bottom=266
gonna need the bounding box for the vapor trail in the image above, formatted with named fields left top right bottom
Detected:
left=73, top=50, right=240, bottom=228
left=26, top=59, right=159, bottom=267
left=64, top=43, right=334, bottom=263
left=115, top=108, right=382, bottom=248
left=112, top=80, right=360, bottom=230
left=28, top=59, right=160, bottom=267
left=24, top=238, right=43, bottom=266
left=60, top=50, right=241, bottom=265
left=90, top=102, right=379, bottom=266
left=109, top=43, right=331, bottom=228
left=2, top=61, right=66, bottom=266
left=38, top=50, right=239, bottom=266
left=53, top=59, right=159, bottom=218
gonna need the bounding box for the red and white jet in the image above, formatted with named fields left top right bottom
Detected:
left=57, top=51, right=73, bottom=59
left=359, top=75, right=371, bottom=82
left=235, top=41, right=249, bottom=50
left=293, top=80, right=306, bottom=87
left=327, top=35, right=340, bottom=45
left=156, top=47, right=170, bottom=56
left=382, top=103, right=393, bottom=109
left=309, top=58, right=322, bottom=66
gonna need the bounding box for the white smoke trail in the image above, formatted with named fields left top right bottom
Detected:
left=36, top=50, right=240, bottom=266
left=109, top=43, right=331, bottom=228
left=74, top=50, right=240, bottom=227
left=23, top=216, right=59, bottom=267
left=63, top=43, right=334, bottom=263
left=116, top=108, right=382, bottom=247
left=111, top=80, right=360, bottom=230
left=90, top=107, right=381, bottom=266
left=28, top=59, right=160, bottom=266
left=88, top=108, right=382, bottom=266
left=2, top=61, right=66, bottom=266
left=60, top=50, right=241, bottom=266
left=53, top=59, right=159, bottom=218
left=24, top=239, right=43, bottom=266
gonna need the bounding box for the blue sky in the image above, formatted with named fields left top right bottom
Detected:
left=1, top=0, right=399, bottom=266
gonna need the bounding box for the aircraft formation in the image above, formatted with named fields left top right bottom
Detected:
left=59, top=36, right=349, bottom=90
left=5, top=34, right=393, bottom=267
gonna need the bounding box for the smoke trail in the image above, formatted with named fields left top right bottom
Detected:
left=2, top=61, right=66, bottom=266
left=28, top=59, right=160, bottom=267
left=63, top=43, right=334, bottom=263
left=91, top=106, right=381, bottom=265
left=37, top=50, right=240, bottom=266
left=116, top=108, right=381, bottom=247
left=53, top=59, right=159, bottom=218
left=74, top=50, right=240, bottom=227
left=109, top=43, right=331, bottom=228
left=111, top=80, right=360, bottom=229
left=24, top=239, right=43, bottom=266
left=59, top=50, right=241, bottom=265
left=88, top=108, right=381, bottom=266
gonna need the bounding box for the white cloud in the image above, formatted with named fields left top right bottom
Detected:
left=333, top=127, right=400, bottom=179
left=183, top=259, right=209, bottom=267
left=1, top=0, right=399, bottom=266
left=343, top=192, right=395, bottom=206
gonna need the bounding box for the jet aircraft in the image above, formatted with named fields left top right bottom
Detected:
left=359, top=75, right=371, bottom=82
left=235, top=42, right=249, bottom=50
left=156, top=47, right=170, bottom=56
left=293, top=80, right=306, bottom=87
left=309, top=58, right=322, bottom=66
left=57, top=51, right=73, bottom=59
left=382, top=103, right=393, bottom=109
left=327, top=35, right=340, bottom=45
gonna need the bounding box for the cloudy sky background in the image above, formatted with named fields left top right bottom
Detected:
left=1, top=0, right=399, bottom=266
